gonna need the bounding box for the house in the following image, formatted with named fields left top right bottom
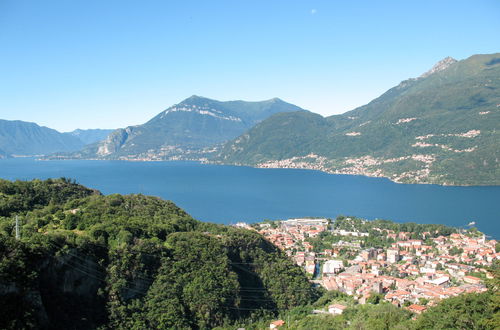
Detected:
left=303, top=241, right=313, bottom=252
left=328, top=304, right=347, bottom=315
left=323, top=260, right=344, bottom=275
left=463, top=275, right=482, bottom=285
left=372, top=281, right=383, bottom=294
left=322, top=277, right=339, bottom=291
left=270, top=320, right=285, bottom=329
left=387, top=249, right=400, bottom=263
left=385, top=290, right=411, bottom=305
left=406, top=304, right=427, bottom=314
left=425, top=276, right=449, bottom=286
left=305, top=261, right=316, bottom=275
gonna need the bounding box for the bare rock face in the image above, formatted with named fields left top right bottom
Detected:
left=97, top=127, right=132, bottom=156
left=420, top=56, right=458, bottom=78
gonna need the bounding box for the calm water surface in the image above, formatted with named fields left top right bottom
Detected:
left=1, top=158, right=499, bottom=238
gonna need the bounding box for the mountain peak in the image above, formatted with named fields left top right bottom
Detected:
left=175, top=95, right=216, bottom=107
left=420, top=56, right=457, bottom=78
left=184, top=95, right=207, bottom=102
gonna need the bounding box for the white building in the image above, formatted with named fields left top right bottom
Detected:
left=323, top=260, right=344, bottom=276
left=328, top=304, right=347, bottom=315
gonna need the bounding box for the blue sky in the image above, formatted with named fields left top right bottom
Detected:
left=0, top=0, right=499, bottom=132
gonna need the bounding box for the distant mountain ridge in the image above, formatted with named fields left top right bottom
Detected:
left=0, top=121, right=116, bottom=157
left=68, top=96, right=306, bottom=160
left=216, top=53, right=500, bottom=185
left=4, top=53, right=498, bottom=186
left=66, top=128, right=114, bottom=145
left=0, top=120, right=85, bottom=156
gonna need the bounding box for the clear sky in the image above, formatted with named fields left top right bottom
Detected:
left=0, top=0, right=499, bottom=132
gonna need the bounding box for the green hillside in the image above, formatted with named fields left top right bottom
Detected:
left=0, top=179, right=317, bottom=329
left=67, top=96, right=306, bottom=160
left=1, top=180, right=498, bottom=329
left=217, top=53, right=500, bottom=185
left=220, top=286, right=499, bottom=330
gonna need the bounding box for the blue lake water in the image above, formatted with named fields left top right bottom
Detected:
left=1, top=158, right=499, bottom=238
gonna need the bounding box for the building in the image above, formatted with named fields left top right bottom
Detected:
left=270, top=320, right=285, bottom=329
left=406, top=304, right=427, bottom=314
left=372, top=281, right=383, bottom=294
left=463, top=275, right=482, bottom=285
left=282, top=218, right=328, bottom=227
left=387, top=248, right=400, bottom=263
left=425, top=276, right=450, bottom=287
left=328, top=304, right=347, bottom=315
left=323, top=260, right=344, bottom=276
left=360, top=248, right=378, bottom=261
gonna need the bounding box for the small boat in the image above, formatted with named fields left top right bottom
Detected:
left=467, top=221, right=476, bottom=226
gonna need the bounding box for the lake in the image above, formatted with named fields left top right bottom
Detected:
left=1, top=158, right=499, bottom=238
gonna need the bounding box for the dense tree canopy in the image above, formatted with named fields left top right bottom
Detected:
left=0, top=179, right=318, bottom=329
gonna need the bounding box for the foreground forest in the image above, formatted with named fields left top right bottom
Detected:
left=0, top=178, right=498, bottom=329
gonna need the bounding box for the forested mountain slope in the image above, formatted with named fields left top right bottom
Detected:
left=69, top=96, right=305, bottom=160
left=0, top=179, right=316, bottom=329
left=217, top=53, right=500, bottom=185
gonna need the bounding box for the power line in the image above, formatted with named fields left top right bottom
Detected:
left=15, top=215, right=20, bottom=240
left=47, top=240, right=154, bottom=290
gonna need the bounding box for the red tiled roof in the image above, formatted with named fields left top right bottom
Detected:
left=407, top=304, right=427, bottom=312
left=271, top=320, right=285, bottom=326
left=328, top=304, right=347, bottom=310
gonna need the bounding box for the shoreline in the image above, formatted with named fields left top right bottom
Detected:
left=5, top=156, right=497, bottom=187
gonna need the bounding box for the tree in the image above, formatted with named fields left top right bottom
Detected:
left=414, top=292, right=498, bottom=329
left=418, top=298, right=429, bottom=306
left=367, top=292, right=384, bottom=305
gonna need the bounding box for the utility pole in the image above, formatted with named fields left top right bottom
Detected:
left=15, top=215, right=20, bottom=240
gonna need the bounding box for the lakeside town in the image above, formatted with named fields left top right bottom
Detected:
left=234, top=217, right=498, bottom=316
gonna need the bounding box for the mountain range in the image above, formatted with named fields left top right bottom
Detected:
left=2, top=52, right=498, bottom=185
left=67, top=128, right=114, bottom=145
left=66, top=96, right=305, bottom=160
left=216, top=53, right=500, bottom=185
left=0, top=120, right=83, bottom=156
left=0, top=120, right=113, bottom=157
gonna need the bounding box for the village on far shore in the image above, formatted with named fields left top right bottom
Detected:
left=233, top=216, right=498, bottom=317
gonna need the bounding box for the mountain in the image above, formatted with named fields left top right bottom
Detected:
left=0, top=179, right=316, bottom=329
left=70, top=96, right=306, bottom=160
left=66, top=128, right=114, bottom=145
left=0, top=119, right=84, bottom=156
left=216, top=53, right=500, bottom=185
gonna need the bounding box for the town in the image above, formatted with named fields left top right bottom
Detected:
left=234, top=216, right=498, bottom=316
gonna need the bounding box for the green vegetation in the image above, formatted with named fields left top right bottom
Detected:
left=449, top=246, right=464, bottom=255
left=217, top=53, right=500, bottom=185
left=332, top=215, right=457, bottom=236
left=414, top=291, right=499, bottom=329
left=305, top=216, right=457, bottom=255
left=222, top=263, right=500, bottom=330
left=65, top=96, right=306, bottom=160
left=219, top=291, right=415, bottom=330
left=1, top=179, right=498, bottom=329
left=0, top=179, right=317, bottom=329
